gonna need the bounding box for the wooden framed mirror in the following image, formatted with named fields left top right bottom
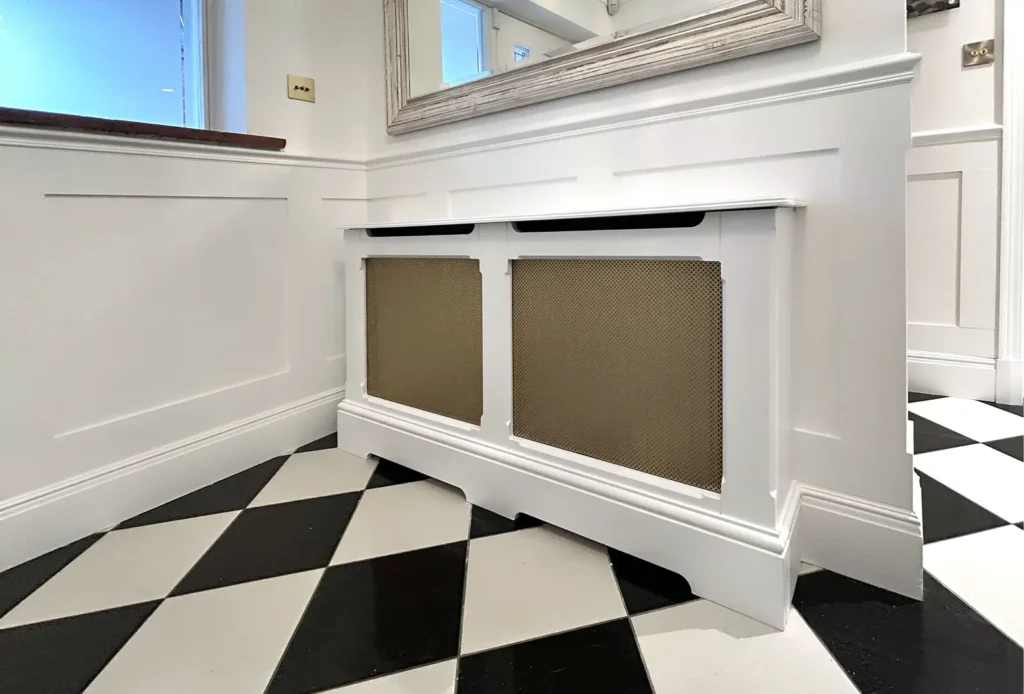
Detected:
left=384, top=0, right=820, bottom=134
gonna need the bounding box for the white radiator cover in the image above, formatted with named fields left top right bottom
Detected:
left=338, top=202, right=923, bottom=629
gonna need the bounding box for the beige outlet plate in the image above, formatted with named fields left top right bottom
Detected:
left=287, top=75, right=316, bottom=102
left=962, top=40, right=995, bottom=68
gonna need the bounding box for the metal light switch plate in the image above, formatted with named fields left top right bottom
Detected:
left=287, top=75, right=316, bottom=103
left=962, top=40, right=995, bottom=68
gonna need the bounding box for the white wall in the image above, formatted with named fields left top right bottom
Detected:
left=244, top=0, right=373, bottom=160
left=495, top=12, right=570, bottom=71
left=0, top=0, right=368, bottom=571
left=493, top=0, right=610, bottom=42
left=906, top=1, right=1003, bottom=399
left=408, top=0, right=445, bottom=98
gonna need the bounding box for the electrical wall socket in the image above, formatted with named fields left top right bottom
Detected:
left=287, top=75, right=316, bottom=103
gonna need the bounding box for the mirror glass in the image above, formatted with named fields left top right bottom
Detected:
left=407, top=0, right=730, bottom=98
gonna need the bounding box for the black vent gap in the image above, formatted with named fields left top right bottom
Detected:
left=367, top=224, right=475, bottom=237
left=513, top=211, right=705, bottom=233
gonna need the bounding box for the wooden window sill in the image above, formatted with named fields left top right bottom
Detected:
left=0, top=107, right=286, bottom=151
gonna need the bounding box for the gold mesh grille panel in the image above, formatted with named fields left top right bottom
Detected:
left=512, top=259, right=723, bottom=492
left=366, top=257, right=482, bottom=425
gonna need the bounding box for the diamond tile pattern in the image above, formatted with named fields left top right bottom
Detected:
left=0, top=396, right=1020, bottom=693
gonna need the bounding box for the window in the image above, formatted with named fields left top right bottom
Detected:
left=440, top=0, right=489, bottom=87
left=514, top=45, right=530, bottom=62
left=0, top=0, right=206, bottom=128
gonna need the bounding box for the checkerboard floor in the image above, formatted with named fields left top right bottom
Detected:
left=0, top=395, right=1021, bottom=693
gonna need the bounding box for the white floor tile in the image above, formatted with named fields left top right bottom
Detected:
left=914, top=444, right=1024, bottom=522
left=84, top=570, right=322, bottom=694
left=924, top=525, right=1024, bottom=647
left=633, top=601, right=860, bottom=694
left=331, top=479, right=470, bottom=565
left=249, top=448, right=377, bottom=507
left=908, top=398, right=1024, bottom=442
left=460, top=525, right=625, bottom=655
left=0, top=512, right=237, bottom=628
left=324, top=660, right=456, bottom=694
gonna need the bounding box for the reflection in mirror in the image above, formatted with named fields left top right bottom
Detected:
left=407, top=0, right=730, bottom=99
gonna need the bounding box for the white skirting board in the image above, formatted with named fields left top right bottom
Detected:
left=0, top=388, right=344, bottom=574
left=908, top=350, right=997, bottom=401
left=799, top=484, right=923, bottom=601
left=338, top=400, right=923, bottom=629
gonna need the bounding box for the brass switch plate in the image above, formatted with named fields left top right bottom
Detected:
left=963, top=40, right=995, bottom=68
left=287, top=75, right=316, bottom=102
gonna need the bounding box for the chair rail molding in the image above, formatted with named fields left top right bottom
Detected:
left=998, top=0, right=1024, bottom=406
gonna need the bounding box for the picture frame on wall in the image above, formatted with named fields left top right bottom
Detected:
left=907, top=0, right=960, bottom=19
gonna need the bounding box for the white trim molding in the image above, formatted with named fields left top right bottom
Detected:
left=998, top=0, right=1024, bottom=407
left=798, top=482, right=923, bottom=600
left=372, top=52, right=918, bottom=169
left=385, top=0, right=821, bottom=134
left=0, top=387, right=345, bottom=573
left=908, top=350, right=997, bottom=401
left=911, top=124, right=1003, bottom=148
left=0, top=124, right=367, bottom=170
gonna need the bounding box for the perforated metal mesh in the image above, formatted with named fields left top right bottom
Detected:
left=511, top=259, right=723, bottom=492
left=366, top=257, right=483, bottom=425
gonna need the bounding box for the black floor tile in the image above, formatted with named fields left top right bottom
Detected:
left=294, top=432, right=338, bottom=454
left=267, top=541, right=467, bottom=693
left=172, top=492, right=360, bottom=595
left=982, top=400, right=1024, bottom=417
left=795, top=570, right=1023, bottom=694
left=0, top=534, right=102, bottom=620
left=918, top=471, right=1008, bottom=544
left=985, top=436, right=1023, bottom=462
left=457, top=618, right=653, bottom=694
left=909, top=391, right=945, bottom=403
left=366, top=458, right=429, bottom=489
left=469, top=506, right=545, bottom=539
left=909, top=413, right=977, bottom=454
left=117, top=456, right=289, bottom=529
left=608, top=548, right=697, bottom=615
left=0, top=601, right=159, bottom=694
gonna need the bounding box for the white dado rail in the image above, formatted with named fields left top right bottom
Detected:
left=338, top=199, right=803, bottom=628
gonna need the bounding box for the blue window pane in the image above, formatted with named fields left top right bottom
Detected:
left=0, top=0, right=204, bottom=127
left=440, top=0, right=486, bottom=87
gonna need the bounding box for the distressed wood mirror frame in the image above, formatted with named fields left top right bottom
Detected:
left=384, top=0, right=821, bottom=134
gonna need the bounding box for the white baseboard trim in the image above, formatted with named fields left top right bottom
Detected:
left=996, top=358, right=1024, bottom=407
left=0, top=387, right=344, bottom=573
left=797, top=483, right=923, bottom=600
left=908, top=350, right=996, bottom=401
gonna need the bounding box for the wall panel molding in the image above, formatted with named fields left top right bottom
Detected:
left=54, top=369, right=291, bottom=439
left=0, top=387, right=344, bottom=573
left=911, top=124, right=1002, bottom=147
left=367, top=53, right=918, bottom=170
left=907, top=140, right=998, bottom=366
